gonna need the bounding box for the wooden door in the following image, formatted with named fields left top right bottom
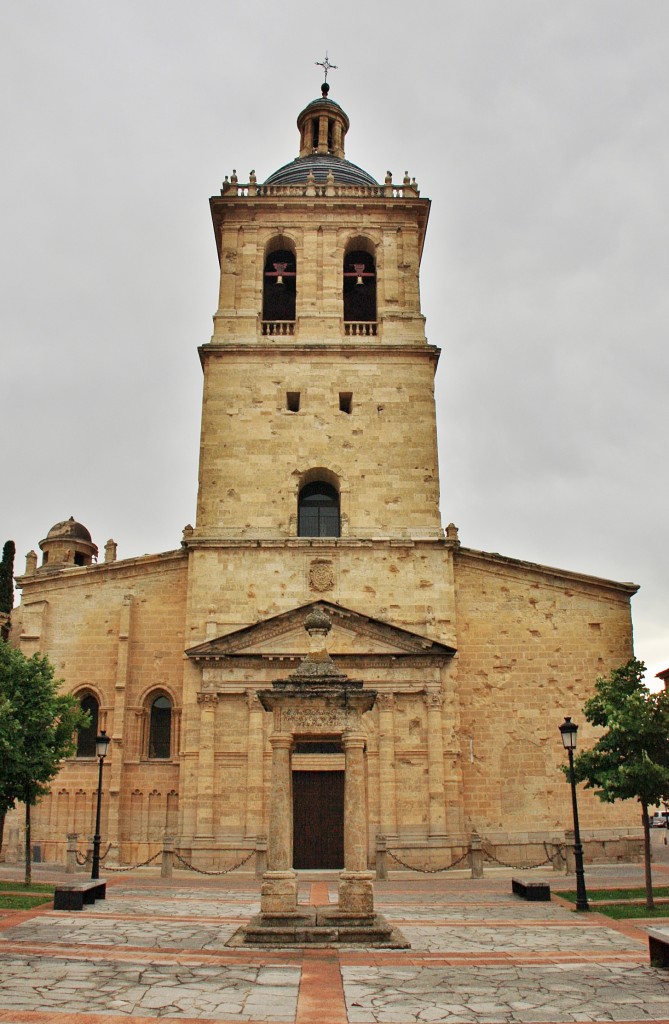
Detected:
left=292, top=770, right=344, bottom=869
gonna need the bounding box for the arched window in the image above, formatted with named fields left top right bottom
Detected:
left=343, top=249, right=376, bottom=323
left=76, top=694, right=99, bottom=757
left=298, top=481, right=340, bottom=537
left=148, top=695, right=172, bottom=759
left=263, top=247, right=296, bottom=323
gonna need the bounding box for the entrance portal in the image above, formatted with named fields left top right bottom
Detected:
left=292, top=770, right=344, bottom=869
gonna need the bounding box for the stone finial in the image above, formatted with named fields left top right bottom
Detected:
left=230, top=169, right=238, bottom=184
left=385, top=170, right=392, bottom=186
left=403, top=170, right=410, bottom=185
left=221, top=175, right=230, bottom=193
left=104, top=539, right=117, bottom=563
left=25, top=550, right=37, bottom=575
left=304, top=606, right=332, bottom=637
left=249, top=169, right=257, bottom=184
left=445, top=522, right=460, bottom=548
left=181, top=524, right=194, bottom=548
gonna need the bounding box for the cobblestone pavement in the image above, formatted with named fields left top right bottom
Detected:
left=0, top=862, right=667, bottom=1023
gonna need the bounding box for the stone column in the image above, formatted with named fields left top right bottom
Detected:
left=260, top=733, right=297, bottom=915
left=377, top=694, right=397, bottom=839
left=424, top=689, right=447, bottom=839
left=339, top=730, right=375, bottom=916
left=245, top=692, right=265, bottom=840
left=196, top=694, right=218, bottom=837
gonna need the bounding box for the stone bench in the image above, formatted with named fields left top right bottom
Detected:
left=648, top=928, right=669, bottom=968
left=53, top=879, right=106, bottom=911
left=512, top=877, right=551, bottom=901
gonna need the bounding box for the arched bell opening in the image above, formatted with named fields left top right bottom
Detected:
left=263, top=246, right=296, bottom=325
left=343, top=245, right=376, bottom=326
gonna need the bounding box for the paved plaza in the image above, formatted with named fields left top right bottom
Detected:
left=1, top=859, right=669, bottom=1023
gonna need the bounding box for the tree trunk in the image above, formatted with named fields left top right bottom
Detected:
left=0, top=811, right=5, bottom=861
left=24, top=800, right=31, bottom=886
left=641, top=801, right=654, bottom=910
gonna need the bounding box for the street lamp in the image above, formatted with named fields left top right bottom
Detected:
left=559, top=716, right=589, bottom=912
left=91, top=730, right=110, bottom=880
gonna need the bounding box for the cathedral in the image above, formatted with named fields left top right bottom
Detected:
left=8, top=83, right=640, bottom=870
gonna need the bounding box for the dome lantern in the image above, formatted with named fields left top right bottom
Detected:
left=38, top=516, right=98, bottom=569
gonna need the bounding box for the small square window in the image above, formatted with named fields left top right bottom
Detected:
left=287, top=391, right=300, bottom=412
left=339, top=392, right=352, bottom=414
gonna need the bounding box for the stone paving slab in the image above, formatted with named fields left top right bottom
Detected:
left=0, top=953, right=300, bottom=1021
left=0, top=916, right=239, bottom=950
left=400, top=925, right=642, bottom=953
left=342, top=963, right=669, bottom=1023
left=82, top=898, right=260, bottom=918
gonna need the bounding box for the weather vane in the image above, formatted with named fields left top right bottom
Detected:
left=315, top=52, right=338, bottom=83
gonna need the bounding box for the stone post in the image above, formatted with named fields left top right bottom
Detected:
left=66, top=833, right=78, bottom=874
left=565, top=829, right=576, bottom=875
left=255, top=835, right=268, bottom=878
left=260, top=733, right=297, bottom=915
left=161, top=835, right=174, bottom=878
left=339, top=730, right=375, bottom=916
left=469, top=831, right=483, bottom=879
left=376, top=834, right=388, bottom=880
left=550, top=833, right=565, bottom=872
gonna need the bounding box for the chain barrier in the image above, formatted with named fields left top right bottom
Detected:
left=172, top=850, right=255, bottom=875
left=103, top=851, right=163, bottom=872
left=481, top=841, right=555, bottom=870
left=386, top=847, right=472, bottom=873
left=73, top=843, right=113, bottom=867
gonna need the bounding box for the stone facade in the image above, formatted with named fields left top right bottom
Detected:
left=6, top=86, right=640, bottom=870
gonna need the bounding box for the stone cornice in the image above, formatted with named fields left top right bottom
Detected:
left=198, top=343, right=440, bottom=360
left=16, top=549, right=187, bottom=593
left=456, top=546, right=639, bottom=597
left=184, top=534, right=447, bottom=549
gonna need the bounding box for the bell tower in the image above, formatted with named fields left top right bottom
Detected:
left=196, top=85, right=441, bottom=537
left=186, top=82, right=455, bottom=648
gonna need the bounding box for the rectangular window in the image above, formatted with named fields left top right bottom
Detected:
left=287, top=391, right=300, bottom=412
left=339, top=392, right=352, bottom=414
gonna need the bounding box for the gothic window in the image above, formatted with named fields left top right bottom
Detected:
left=263, top=248, right=296, bottom=323
left=148, top=695, right=172, bottom=759
left=343, top=249, right=376, bottom=323
left=76, top=694, right=99, bottom=757
left=298, top=481, right=340, bottom=537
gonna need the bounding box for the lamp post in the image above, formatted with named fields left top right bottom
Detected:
left=559, top=716, right=589, bottom=912
left=91, top=730, right=110, bottom=880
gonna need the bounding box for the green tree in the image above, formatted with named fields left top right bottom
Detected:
left=570, top=659, right=669, bottom=909
left=0, top=641, right=88, bottom=883
left=0, top=540, right=15, bottom=641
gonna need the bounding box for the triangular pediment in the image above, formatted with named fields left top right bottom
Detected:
left=185, top=600, right=455, bottom=662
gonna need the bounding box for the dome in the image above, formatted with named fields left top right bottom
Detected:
left=263, top=85, right=377, bottom=188
left=46, top=517, right=93, bottom=542
left=264, top=154, right=377, bottom=188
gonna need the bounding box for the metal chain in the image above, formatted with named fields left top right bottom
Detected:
left=104, top=851, right=162, bottom=872
left=481, top=842, right=554, bottom=870
left=75, top=851, right=90, bottom=866
left=386, top=847, right=472, bottom=873
left=172, top=850, right=255, bottom=875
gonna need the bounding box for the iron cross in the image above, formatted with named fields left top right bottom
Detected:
left=315, top=52, right=338, bottom=83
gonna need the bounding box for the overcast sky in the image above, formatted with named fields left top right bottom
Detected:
left=1, top=1, right=666, bottom=685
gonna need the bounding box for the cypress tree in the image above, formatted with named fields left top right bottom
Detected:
left=0, top=541, right=15, bottom=641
